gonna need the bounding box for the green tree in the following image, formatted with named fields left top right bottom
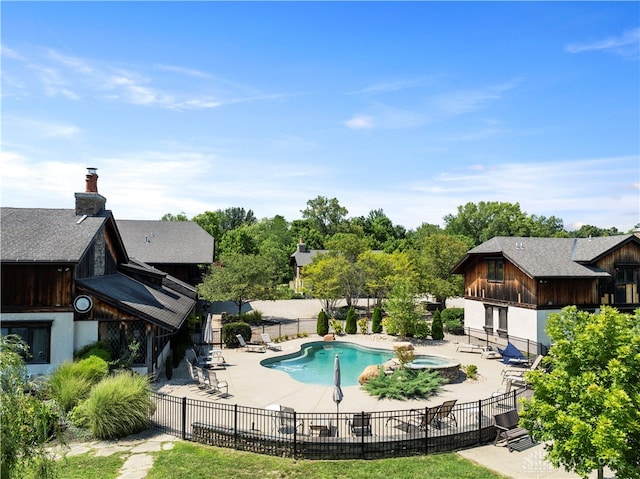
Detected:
left=345, top=306, right=358, bottom=334
left=383, top=281, right=421, bottom=339
left=519, top=306, right=640, bottom=479
left=302, top=254, right=348, bottom=315
left=160, top=211, right=189, bottom=221
left=1, top=335, right=58, bottom=478
left=413, top=233, right=471, bottom=304
left=444, top=201, right=565, bottom=246
left=358, top=250, right=417, bottom=308
left=301, top=196, right=348, bottom=239
left=569, top=224, right=621, bottom=238
left=219, top=227, right=259, bottom=256
left=316, top=310, right=329, bottom=336
left=371, top=306, right=383, bottom=333
left=431, top=310, right=444, bottom=340
left=198, top=254, right=276, bottom=316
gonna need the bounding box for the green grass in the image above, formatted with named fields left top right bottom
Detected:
left=24, top=453, right=125, bottom=479
left=29, top=440, right=507, bottom=479
left=146, top=442, right=508, bottom=479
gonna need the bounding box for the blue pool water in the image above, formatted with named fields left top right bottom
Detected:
left=261, top=341, right=395, bottom=386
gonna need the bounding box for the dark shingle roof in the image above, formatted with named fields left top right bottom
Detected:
left=116, top=220, right=214, bottom=264
left=289, top=249, right=328, bottom=267
left=455, top=235, right=636, bottom=278
left=1, top=208, right=106, bottom=262
left=77, top=273, right=194, bottom=331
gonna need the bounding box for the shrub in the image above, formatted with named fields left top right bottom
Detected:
left=371, top=307, right=383, bottom=333
left=463, top=364, right=478, bottom=380
left=240, top=310, right=262, bottom=323
left=221, top=322, right=252, bottom=348
left=74, top=341, right=111, bottom=361
left=72, top=371, right=154, bottom=440
left=316, top=309, right=329, bottom=336
left=381, top=315, right=398, bottom=336
left=330, top=318, right=343, bottom=335
left=441, top=308, right=465, bottom=335
left=358, top=317, right=368, bottom=335
left=431, top=310, right=444, bottom=340
left=362, top=367, right=445, bottom=400
left=48, top=357, right=109, bottom=413
left=345, top=307, right=357, bottom=334
left=413, top=320, right=431, bottom=339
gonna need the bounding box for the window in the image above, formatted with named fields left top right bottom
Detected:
left=1, top=322, right=51, bottom=363
left=484, top=306, right=494, bottom=333
left=488, top=259, right=504, bottom=282
left=616, top=268, right=637, bottom=284
left=498, top=307, right=508, bottom=332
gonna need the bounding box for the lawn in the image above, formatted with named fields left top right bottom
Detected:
left=42, top=441, right=508, bottom=479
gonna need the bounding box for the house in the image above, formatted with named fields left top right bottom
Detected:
left=0, top=168, right=196, bottom=377
left=289, top=239, right=327, bottom=293
left=451, top=234, right=640, bottom=352
left=116, top=219, right=214, bottom=286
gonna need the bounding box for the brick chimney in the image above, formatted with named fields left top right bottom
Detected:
left=75, top=167, right=106, bottom=216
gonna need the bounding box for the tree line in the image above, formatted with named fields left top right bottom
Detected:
left=161, top=197, right=629, bottom=314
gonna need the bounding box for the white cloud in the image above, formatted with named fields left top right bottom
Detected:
left=348, top=78, right=428, bottom=96
left=431, top=78, right=522, bottom=116
left=344, top=115, right=374, bottom=129
left=565, top=28, right=640, bottom=60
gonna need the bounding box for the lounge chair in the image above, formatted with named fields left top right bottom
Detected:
left=434, top=399, right=457, bottom=427
left=278, top=406, right=304, bottom=434
left=497, top=342, right=528, bottom=365
left=236, top=334, right=266, bottom=353
left=348, top=412, right=372, bottom=436
left=260, top=333, right=282, bottom=351
left=193, top=366, right=209, bottom=390
left=501, top=354, right=544, bottom=383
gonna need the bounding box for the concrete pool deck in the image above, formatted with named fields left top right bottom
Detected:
left=153, top=300, right=614, bottom=479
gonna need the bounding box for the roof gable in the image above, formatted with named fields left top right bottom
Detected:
left=116, top=220, right=214, bottom=264
left=1, top=207, right=107, bottom=263
left=453, top=235, right=637, bottom=278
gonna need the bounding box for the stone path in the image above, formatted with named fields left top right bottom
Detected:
left=50, top=431, right=178, bottom=479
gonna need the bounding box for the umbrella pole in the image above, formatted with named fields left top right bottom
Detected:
left=336, top=404, right=339, bottom=437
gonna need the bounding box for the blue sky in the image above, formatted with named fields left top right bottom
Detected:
left=2, top=2, right=639, bottom=232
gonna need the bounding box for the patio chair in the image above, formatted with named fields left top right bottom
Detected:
left=434, top=399, right=458, bottom=427
left=200, top=369, right=228, bottom=396
left=278, top=406, right=304, bottom=434
left=348, top=412, right=372, bottom=436
left=193, top=366, right=210, bottom=390
left=386, top=404, right=442, bottom=433
left=261, top=333, right=282, bottom=351
left=236, top=334, right=267, bottom=353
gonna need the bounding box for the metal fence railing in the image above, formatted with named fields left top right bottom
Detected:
left=444, top=328, right=549, bottom=357
left=150, top=386, right=530, bottom=460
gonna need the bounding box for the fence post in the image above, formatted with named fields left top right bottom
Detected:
left=477, top=399, right=482, bottom=445
left=234, top=404, right=238, bottom=446
left=181, top=396, right=187, bottom=440
left=293, top=410, right=297, bottom=457
left=424, top=406, right=429, bottom=454
left=360, top=411, right=366, bottom=459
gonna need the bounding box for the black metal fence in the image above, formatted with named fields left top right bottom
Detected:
left=149, top=387, right=529, bottom=459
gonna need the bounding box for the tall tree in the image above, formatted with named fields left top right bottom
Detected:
left=302, top=254, right=349, bottom=315
left=413, top=233, right=471, bottom=304
left=519, top=306, right=640, bottom=479
left=198, top=254, right=276, bottom=316
left=301, top=196, right=348, bottom=239
left=444, top=201, right=565, bottom=246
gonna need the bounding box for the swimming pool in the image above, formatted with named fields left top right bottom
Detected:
left=261, top=341, right=453, bottom=386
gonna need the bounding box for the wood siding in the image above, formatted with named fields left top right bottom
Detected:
left=1, top=264, right=74, bottom=311
left=461, top=239, right=640, bottom=309
left=462, top=257, right=537, bottom=306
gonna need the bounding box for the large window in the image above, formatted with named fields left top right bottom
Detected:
left=484, top=305, right=508, bottom=336
left=484, top=306, right=494, bottom=332
left=488, top=259, right=504, bottom=282
left=1, top=322, right=51, bottom=363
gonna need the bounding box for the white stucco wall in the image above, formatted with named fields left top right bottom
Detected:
left=74, top=320, right=99, bottom=352
left=2, top=312, right=75, bottom=377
